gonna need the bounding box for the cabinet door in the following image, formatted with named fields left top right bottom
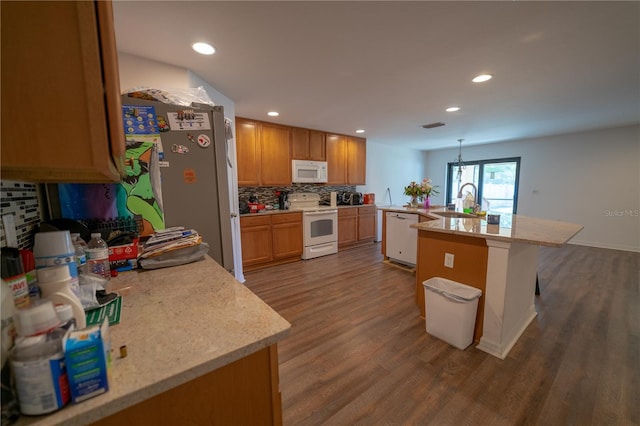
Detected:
left=347, top=137, right=366, bottom=185
left=236, top=118, right=261, bottom=186
left=326, top=134, right=347, bottom=185
left=272, top=222, right=302, bottom=259
left=308, top=130, right=326, bottom=161
left=357, top=206, right=376, bottom=241
left=1, top=0, right=125, bottom=183
left=291, top=127, right=310, bottom=160
left=261, top=122, right=292, bottom=186
left=338, top=209, right=357, bottom=247
left=240, top=223, right=273, bottom=266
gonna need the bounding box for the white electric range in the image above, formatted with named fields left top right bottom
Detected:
left=288, top=193, right=338, bottom=259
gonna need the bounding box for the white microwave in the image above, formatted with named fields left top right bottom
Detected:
left=292, top=160, right=328, bottom=183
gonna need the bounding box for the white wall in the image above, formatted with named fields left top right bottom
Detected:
left=424, top=125, right=640, bottom=252
left=357, top=141, right=425, bottom=207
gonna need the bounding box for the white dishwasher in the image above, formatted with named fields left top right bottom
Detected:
left=385, top=212, right=419, bottom=266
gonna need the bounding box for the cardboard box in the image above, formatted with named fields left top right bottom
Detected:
left=108, top=238, right=139, bottom=262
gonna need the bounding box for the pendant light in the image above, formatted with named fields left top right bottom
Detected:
left=455, top=138, right=466, bottom=182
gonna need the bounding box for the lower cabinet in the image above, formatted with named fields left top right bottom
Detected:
left=241, top=212, right=302, bottom=271
left=91, top=345, right=283, bottom=426
left=338, top=206, right=376, bottom=250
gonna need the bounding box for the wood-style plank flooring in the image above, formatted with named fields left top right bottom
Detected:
left=244, top=243, right=639, bottom=425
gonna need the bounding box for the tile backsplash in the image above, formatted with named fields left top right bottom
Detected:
left=0, top=180, right=43, bottom=249
left=238, top=184, right=357, bottom=207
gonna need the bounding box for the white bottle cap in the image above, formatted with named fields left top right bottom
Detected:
left=91, top=233, right=101, bottom=238
left=15, top=300, right=60, bottom=336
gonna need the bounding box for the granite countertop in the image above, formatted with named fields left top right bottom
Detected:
left=240, top=204, right=376, bottom=216
left=15, top=257, right=291, bottom=426
left=378, top=205, right=583, bottom=247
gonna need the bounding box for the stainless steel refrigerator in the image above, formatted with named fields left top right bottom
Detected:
left=121, top=96, right=234, bottom=271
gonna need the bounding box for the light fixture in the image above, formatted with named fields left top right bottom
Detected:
left=446, top=106, right=460, bottom=112
left=455, top=138, right=466, bottom=182
left=355, top=129, right=365, bottom=134
left=472, top=74, right=492, bottom=83
left=192, top=42, right=215, bottom=55
left=267, top=111, right=279, bottom=117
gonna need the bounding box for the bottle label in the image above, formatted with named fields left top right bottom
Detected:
left=85, top=248, right=110, bottom=279
left=11, top=351, right=69, bottom=415
left=2, top=275, right=30, bottom=309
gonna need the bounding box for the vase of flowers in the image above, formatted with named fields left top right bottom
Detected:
left=404, top=178, right=439, bottom=209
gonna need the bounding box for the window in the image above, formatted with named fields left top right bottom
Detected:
left=446, top=157, right=520, bottom=214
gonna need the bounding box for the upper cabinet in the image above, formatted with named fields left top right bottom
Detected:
left=236, top=118, right=291, bottom=187
left=1, top=1, right=125, bottom=183
left=326, top=134, right=366, bottom=185
left=292, top=128, right=325, bottom=161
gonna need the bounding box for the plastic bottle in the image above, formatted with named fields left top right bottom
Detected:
left=37, top=265, right=86, bottom=329
left=1, top=246, right=30, bottom=309
left=86, top=233, right=110, bottom=280
left=70, top=233, right=88, bottom=275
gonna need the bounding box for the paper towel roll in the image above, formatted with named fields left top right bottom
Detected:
left=330, top=192, right=337, bottom=207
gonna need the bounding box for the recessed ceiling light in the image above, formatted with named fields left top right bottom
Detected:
left=192, top=42, right=215, bottom=55
left=446, top=107, right=460, bottom=112
left=355, top=129, right=365, bottom=134
left=472, top=74, right=492, bottom=83
left=267, top=111, right=279, bottom=117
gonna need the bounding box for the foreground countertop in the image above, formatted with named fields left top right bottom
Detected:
left=378, top=205, right=583, bottom=247
left=16, top=257, right=291, bottom=426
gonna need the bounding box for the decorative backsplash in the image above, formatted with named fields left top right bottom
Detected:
left=0, top=180, right=43, bottom=249
left=238, top=184, right=357, bottom=207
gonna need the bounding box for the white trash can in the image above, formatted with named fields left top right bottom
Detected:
left=423, top=277, right=482, bottom=350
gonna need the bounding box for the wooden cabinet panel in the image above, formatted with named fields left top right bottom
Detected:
left=309, top=130, right=326, bottom=161
left=1, top=0, right=125, bottom=183
left=236, top=118, right=261, bottom=186
left=338, top=208, right=357, bottom=247
left=291, top=127, right=310, bottom=160
left=291, top=128, right=325, bottom=161
left=240, top=223, right=272, bottom=266
left=261, top=123, right=291, bottom=186
left=241, top=212, right=302, bottom=270
left=326, top=134, right=347, bottom=184
left=347, top=137, right=366, bottom=185
left=357, top=206, right=376, bottom=241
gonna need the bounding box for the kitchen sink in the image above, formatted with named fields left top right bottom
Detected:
left=434, top=211, right=479, bottom=219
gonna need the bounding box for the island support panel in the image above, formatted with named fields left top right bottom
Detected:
left=476, top=241, right=539, bottom=359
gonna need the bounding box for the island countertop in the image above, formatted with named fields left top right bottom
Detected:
left=378, top=205, right=583, bottom=247
left=15, top=256, right=291, bottom=426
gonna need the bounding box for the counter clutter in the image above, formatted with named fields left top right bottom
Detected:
left=10, top=256, right=291, bottom=426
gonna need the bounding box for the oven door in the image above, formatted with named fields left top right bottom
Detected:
left=303, top=210, right=337, bottom=246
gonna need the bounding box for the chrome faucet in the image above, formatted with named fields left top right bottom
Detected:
left=457, top=182, right=480, bottom=213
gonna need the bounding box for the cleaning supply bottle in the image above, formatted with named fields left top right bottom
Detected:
left=86, top=233, right=110, bottom=280
left=463, top=192, right=475, bottom=213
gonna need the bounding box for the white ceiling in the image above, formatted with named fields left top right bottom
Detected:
left=112, top=1, right=640, bottom=151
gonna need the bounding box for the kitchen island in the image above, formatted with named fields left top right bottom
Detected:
left=378, top=206, right=582, bottom=359
left=14, top=256, right=291, bottom=426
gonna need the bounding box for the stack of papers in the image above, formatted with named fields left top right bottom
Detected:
left=139, top=227, right=202, bottom=259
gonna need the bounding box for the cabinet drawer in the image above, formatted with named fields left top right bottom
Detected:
left=358, top=206, right=376, bottom=215
left=240, top=215, right=271, bottom=227
left=338, top=207, right=357, bottom=217
left=271, top=212, right=302, bottom=224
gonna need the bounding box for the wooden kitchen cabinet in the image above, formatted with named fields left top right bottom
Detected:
left=347, top=137, right=367, bottom=185
left=236, top=118, right=291, bottom=186
left=338, top=208, right=358, bottom=248
left=271, top=213, right=303, bottom=260
left=357, top=205, right=376, bottom=241
left=236, top=118, right=261, bottom=186
left=292, top=128, right=326, bottom=161
left=241, top=212, right=302, bottom=271
left=325, top=134, right=366, bottom=185
left=326, top=134, right=348, bottom=184
left=339, top=206, right=376, bottom=250
left=1, top=0, right=125, bottom=183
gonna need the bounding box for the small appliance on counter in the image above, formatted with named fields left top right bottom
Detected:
left=338, top=191, right=363, bottom=206
left=277, top=190, right=290, bottom=210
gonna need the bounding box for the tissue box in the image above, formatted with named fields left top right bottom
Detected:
left=63, top=318, right=111, bottom=403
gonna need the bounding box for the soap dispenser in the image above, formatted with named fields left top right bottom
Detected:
left=463, top=192, right=475, bottom=213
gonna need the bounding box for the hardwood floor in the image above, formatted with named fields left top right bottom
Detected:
left=244, top=243, right=639, bottom=425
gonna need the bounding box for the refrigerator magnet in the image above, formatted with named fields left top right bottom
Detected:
left=187, top=133, right=195, bottom=143
left=196, top=134, right=211, bottom=148
left=171, top=144, right=189, bottom=154
left=183, top=168, right=197, bottom=184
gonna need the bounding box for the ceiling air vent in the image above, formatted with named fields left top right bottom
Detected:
left=422, top=122, right=445, bottom=129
